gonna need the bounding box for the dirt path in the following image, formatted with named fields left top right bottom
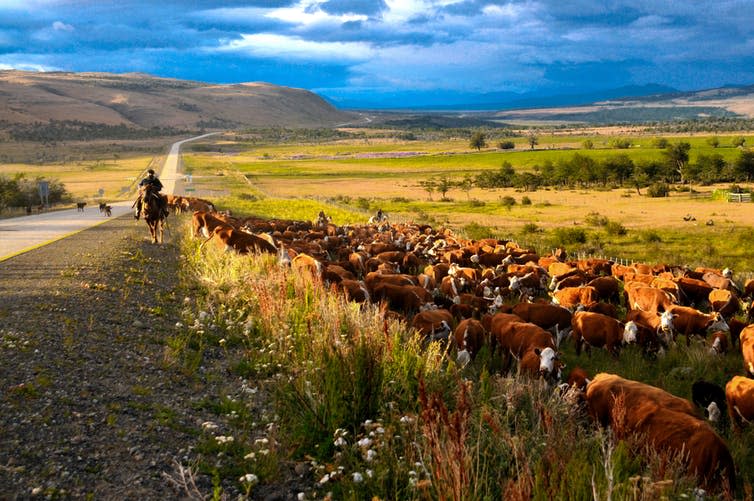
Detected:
left=0, top=215, right=227, bottom=499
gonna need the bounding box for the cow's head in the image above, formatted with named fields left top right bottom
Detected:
left=549, top=275, right=559, bottom=291
left=659, top=310, right=675, bottom=333
left=623, top=321, right=638, bottom=344
left=534, top=347, right=564, bottom=382
left=706, top=401, right=721, bottom=423
left=509, top=275, right=521, bottom=291
left=723, top=267, right=733, bottom=279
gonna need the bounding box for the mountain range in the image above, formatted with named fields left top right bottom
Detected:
left=1, top=70, right=753, bottom=130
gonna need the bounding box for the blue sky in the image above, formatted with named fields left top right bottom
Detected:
left=1, top=0, right=754, bottom=108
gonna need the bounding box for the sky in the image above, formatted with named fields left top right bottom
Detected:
left=1, top=0, right=754, bottom=108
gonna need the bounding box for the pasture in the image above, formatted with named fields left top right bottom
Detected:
left=181, top=129, right=754, bottom=272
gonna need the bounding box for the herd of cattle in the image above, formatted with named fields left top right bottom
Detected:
left=183, top=201, right=754, bottom=496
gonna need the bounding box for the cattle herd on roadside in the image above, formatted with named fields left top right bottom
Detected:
left=182, top=200, right=754, bottom=497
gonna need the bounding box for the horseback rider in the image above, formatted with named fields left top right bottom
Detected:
left=134, top=169, right=168, bottom=220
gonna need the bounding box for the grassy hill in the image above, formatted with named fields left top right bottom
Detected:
left=0, top=70, right=355, bottom=130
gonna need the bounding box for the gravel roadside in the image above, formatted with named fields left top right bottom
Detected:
left=0, top=215, right=228, bottom=499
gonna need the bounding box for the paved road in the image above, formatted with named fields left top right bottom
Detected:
left=0, top=132, right=219, bottom=262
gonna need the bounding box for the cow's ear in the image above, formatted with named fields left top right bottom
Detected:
left=534, top=348, right=541, bottom=356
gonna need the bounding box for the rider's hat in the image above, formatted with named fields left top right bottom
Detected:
left=147, top=169, right=155, bottom=175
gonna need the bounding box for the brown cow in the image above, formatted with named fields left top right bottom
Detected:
left=675, top=277, right=714, bottom=305
left=412, top=309, right=454, bottom=341
left=192, top=210, right=232, bottom=238
left=551, top=286, right=598, bottom=310
left=373, top=283, right=432, bottom=314
left=511, top=302, right=572, bottom=345
left=494, top=320, right=558, bottom=377
left=571, top=311, right=638, bottom=357
left=726, top=375, right=754, bottom=430
left=625, top=309, right=675, bottom=346
left=665, top=305, right=729, bottom=346
left=740, top=325, right=754, bottom=377
left=625, top=284, right=676, bottom=313
left=519, top=346, right=564, bottom=384
left=453, top=318, right=488, bottom=365
left=709, top=288, right=739, bottom=319
left=291, top=253, right=324, bottom=280
left=200, top=224, right=278, bottom=255
left=337, top=279, right=370, bottom=303
left=586, top=373, right=735, bottom=495
left=587, top=276, right=621, bottom=303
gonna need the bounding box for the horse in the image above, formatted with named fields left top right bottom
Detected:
left=142, top=185, right=166, bottom=244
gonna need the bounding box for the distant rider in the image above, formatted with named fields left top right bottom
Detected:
left=134, top=169, right=168, bottom=219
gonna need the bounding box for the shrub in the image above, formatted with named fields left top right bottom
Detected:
left=500, top=196, right=516, bottom=209
left=356, top=197, right=371, bottom=210
left=390, top=196, right=410, bottom=203
left=652, top=137, right=669, bottom=149
left=498, top=140, right=515, bottom=150
left=521, top=222, right=540, bottom=234
left=468, top=199, right=486, bottom=207
left=610, top=138, right=632, bottom=149
left=521, top=196, right=532, bottom=206
left=582, top=139, right=594, bottom=150
left=585, top=212, right=609, bottom=227
left=646, top=183, right=669, bottom=198
left=552, top=227, right=587, bottom=245
left=463, top=222, right=494, bottom=240
left=604, top=221, right=627, bottom=236
left=640, top=230, right=662, bottom=243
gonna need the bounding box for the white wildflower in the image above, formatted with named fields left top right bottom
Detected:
left=215, top=435, right=234, bottom=444
left=244, top=452, right=256, bottom=460
left=201, top=421, right=218, bottom=431
left=199, top=311, right=209, bottom=321
left=319, top=473, right=330, bottom=484
left=254, top=438, right=269, bottom=446
left=175, top=322, right=184, bottom=329
left=366, top=469, right=373, bottom=478
left=297, top=494, right=306, bottom=501
left=357, top=437, right=372, bottom=448
left=334, top=437, right=347, bottom=447
left=400, top=416, right=414, bottom=424
left=239, top=473, right=258, bottom=484
left=365, top=449, right=377, bottom=462
left=258, top=449, right=269, bottom=455
left=184, top=297, right=191, bottom=304
left=218, top=338, right=226, bottom=346
left=352, top=472, right=364, bottom=483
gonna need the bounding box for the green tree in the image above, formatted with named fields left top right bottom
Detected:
left=663, top=142, right=691, bottom=183
left=732, top=136, right=747, bottom=148
left=469, top=131, right=487, bottom=151
left=498, top=140, right=515, bottom=150
left=707, top=136, right=720, bottom=148
left=458, top=175, right=474, bottom=200
left=436, top=176, right=453, bottom=200
left=527, top=133, right=538, bottom=150
left=582, top=139, right=594, bottom=150
left=652, top=137, right=669, bottom=149
left=602, top=154, right=634, bottom=185
left=692, top=153, right=726, bottom=184
left=734, top=150, right=754, bottom=181
left=418, top=179, right=437, bottom=201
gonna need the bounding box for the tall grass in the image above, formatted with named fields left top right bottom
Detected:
left=171, top=216, right=754, bottom=499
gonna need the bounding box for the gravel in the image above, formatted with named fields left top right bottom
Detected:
left=0, top=216, right=235, bottom=499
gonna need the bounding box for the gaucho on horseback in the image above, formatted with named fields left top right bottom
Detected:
left=134, top=169, right=168, bottom=220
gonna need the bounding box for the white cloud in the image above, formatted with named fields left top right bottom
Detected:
left=216, top=33, right=372, bottom=62
left=52, top=21, right=74, bottom=32
left=266, top=0, right=368, bottom=26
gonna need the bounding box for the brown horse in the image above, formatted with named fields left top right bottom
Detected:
left=142, top=185, right=167, bottom=244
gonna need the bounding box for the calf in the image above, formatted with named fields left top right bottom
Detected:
left=76, top=202, right=86, bottom=212
left=201, top=224, right=278, bottom=256
left=709, top=331, right=729, bottom=355
left=571, top=311, right=637, bottom=357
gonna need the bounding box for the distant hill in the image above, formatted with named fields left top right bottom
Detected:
left=491, top=84, right=754, bottom=124
left=0, top=71, right=355, bottom=131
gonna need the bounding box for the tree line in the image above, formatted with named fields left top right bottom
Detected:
left=422, top=142, right=754, bottom=199
left=0, top=174, right=69, bottom=211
